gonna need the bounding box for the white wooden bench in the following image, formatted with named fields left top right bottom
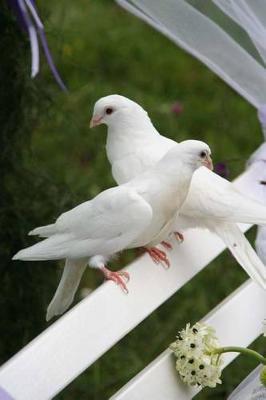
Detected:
left=0, top=168, right=265, bottom=399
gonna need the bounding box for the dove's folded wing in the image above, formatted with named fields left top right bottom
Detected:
left=13, top=186, right=153, bottom=261
left=56, top=186, right=153, bottom=244
left=182, top=167, right=266, bottom=225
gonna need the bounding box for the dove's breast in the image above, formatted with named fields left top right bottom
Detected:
left=129, top=175, right=189, bottom=248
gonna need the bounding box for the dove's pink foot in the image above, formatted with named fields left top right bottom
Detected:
left=100, top=266, right=129, bottom=293
left=174, top=231, right=184, bottom=243
left=161, top=241, right=173, bottom=250
left=144, top=246, right=170, bottom=268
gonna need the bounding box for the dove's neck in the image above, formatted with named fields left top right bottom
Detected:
left=152, top=147, right=197, bottom=187
left=106, top=112, right=160, bottom=163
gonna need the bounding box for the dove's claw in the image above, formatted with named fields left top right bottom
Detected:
left=144, top=246, right=170, bottom=268
left=119, top=270, right=130, bottom=282
left=101, top=266, right=129, bottom=293
left=161, top=240, right=173, bottom=250
left=174, top=231, right=184, bottom=243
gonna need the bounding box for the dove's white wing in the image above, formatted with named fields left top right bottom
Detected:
left=182, top=167, right=266, bottom=225
left=42, top=187, right=152, bottom=321
left=108, top=131, right=266, bottom=226
left=102, top=103, right=266, bottom=289
left=13, top=186, right=153, bottom=261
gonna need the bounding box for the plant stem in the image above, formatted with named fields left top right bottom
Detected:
left=210, top=347, right=266, bottom=364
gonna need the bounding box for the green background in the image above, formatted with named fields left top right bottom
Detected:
left=1, top=0, right=265, bottom=399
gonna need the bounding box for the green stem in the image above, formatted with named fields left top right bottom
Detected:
left=210, top=347, right=266, bottom=364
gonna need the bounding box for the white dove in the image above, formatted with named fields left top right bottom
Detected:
left=44, top=96, right=266, bottom=322
left=13, top=139, right=211, bottom=321
left=89, top=95, right=266, bottom=287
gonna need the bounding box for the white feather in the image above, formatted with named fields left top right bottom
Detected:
left=92, top=94, right=266, bottom=289
left=14, top=140, right=209, bottom=318
left=209, top=221, right=266, bottom=287
left=46, top=258, right=87, bottom=322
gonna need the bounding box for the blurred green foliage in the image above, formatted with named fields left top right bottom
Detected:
left=1, top=0, right=265, bottom=398
left=0, top=2, right=72, bottom=363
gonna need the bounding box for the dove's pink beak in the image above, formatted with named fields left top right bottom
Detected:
left=203, top=155, right=213, bottom=170
left=90, top=115, right=103, bottom=128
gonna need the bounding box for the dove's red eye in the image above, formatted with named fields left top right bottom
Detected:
left=105, top=107, right=113, bottom=115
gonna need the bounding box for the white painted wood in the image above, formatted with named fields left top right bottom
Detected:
left=0, top=170, right=255, bottom=400
left=111, top=280, right=266, bottom=400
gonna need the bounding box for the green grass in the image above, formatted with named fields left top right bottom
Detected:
left=19, top=0, right=266, bottom=398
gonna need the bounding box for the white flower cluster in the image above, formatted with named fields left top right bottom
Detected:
left=169, top=322, right=223, bottom=388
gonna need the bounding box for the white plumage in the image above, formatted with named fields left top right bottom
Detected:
left=91, top=94, right=266, bottom=288
left=43, top=94, right=266, bottom=321
left=13, top=139, right=210, bottom=320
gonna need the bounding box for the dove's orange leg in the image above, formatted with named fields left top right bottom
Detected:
left=161, top=241, right=173, bottom=250
left=174, top=231, right=184, bottom=243
left=144, top=246, right=170, bottom=268
left=100, top=266, right=130, bottom=293
left=161, top=233, right=184, bottom=250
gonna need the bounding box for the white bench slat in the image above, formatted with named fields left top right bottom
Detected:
left=111, top=280, right=266, bottom=400
left=0, top=171, right=253, bottom=400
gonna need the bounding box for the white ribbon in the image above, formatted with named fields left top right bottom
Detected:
left=227, top=365, right=265, bottom=399
left=116, top=0, right=266, bottom=107
left=17, top=0, right=39, bottom=77
left=213, top=0, right=266, bottom=66
left=246, top=105, right=266, bottom=267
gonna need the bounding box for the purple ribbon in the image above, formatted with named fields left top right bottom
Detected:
left=7, top=0, right=66, bottom=90
left=0, top=388, right=14, bottom=400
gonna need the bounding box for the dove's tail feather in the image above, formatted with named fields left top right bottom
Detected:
left=255, top=226, right=266, bottom=265
left=29, top=224, right=56, bottom=238
left=46, top=258, right=87, bottom=321
left=12, top=234, right=71, bottom=261
left=211, top=222, right=266, bottom=289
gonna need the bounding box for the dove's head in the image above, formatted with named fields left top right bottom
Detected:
left=158, top=140, right=212, bottom=173
left=90, top=94, right=152, bottom=130
left=177, top=140, right=213, bottom=171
